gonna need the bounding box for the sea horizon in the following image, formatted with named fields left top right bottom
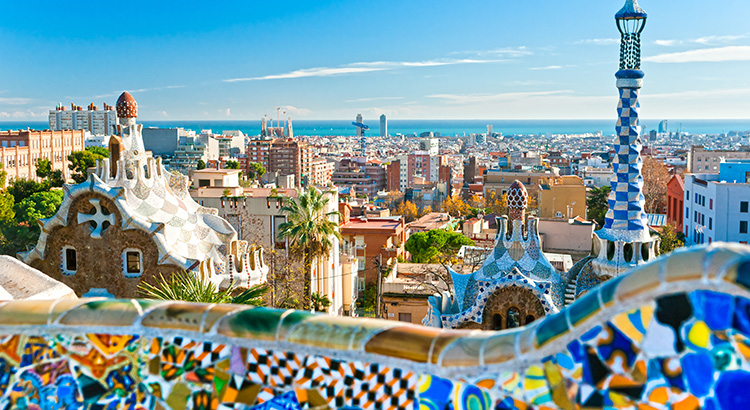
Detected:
left=2, top=119, right=750, bottom=137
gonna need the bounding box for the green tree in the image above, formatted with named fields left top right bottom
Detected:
left=246, top=162, right=266, bottom=180
left=405, top=229, right=475, bottom=264
left=138, top=270, right=269, bottom=305
left=226, top=160, right=240, bottom=169
left=659, top=223, right=685, bottom=255
left=196, top=159, right=207, bottom=170
left=47, top=170, right=64, bottom=188
left=6, top=178, right=47, bottom=204
left=278, top=187, right=341, bottom=309
left=587, top=185, right=611, bottom=228
left=86, top=146, right=110, bottom=158
left=68, top=149, right=107, bottom=183
left=0, top=164, right=6, bottom=188
left=0, top=190, right=63, bottom=254
left=35, top=158, right=52, bottom=179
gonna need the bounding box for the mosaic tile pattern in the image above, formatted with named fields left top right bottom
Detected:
left=2, top=244, right=750, bottom=409
left=426, top=180, right=566, bottom=328
left=20, top=91, right=268, bottom=290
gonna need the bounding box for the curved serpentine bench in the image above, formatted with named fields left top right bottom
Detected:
left=1, top=243, right=750, bottom=409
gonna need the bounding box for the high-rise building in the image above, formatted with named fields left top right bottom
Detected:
left=658, top=120, right=668, bottom=133
left=380, top=114, right=387, bottom=137
left=49, top=103, right=117, bottom=136
left=487, top=124, right=493, bottom=138
left=419, top=138, right=439, bottom=156
left=355, top=114, right=364, bottom=137
left=268, top=138, right=313, bottom=187
left=332, top=158, right=387, bottom=196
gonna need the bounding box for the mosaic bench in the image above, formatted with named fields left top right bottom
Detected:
left=1, top=243, right=750, bottom=410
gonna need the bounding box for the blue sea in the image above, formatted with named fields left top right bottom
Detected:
left=2, top=119, right=749, bottom=137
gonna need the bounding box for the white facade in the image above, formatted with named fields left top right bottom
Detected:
left=581, top=166, right=613, bottom=188
left=684, top=160, right=750, bottom=246
left=49, top=106, right=117, bottom=136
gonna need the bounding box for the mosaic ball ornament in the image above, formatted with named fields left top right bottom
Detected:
left=116, top=91, right=138, bottom=118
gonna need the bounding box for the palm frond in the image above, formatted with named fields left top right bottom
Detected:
left=138, top=271, right=267, bottom=306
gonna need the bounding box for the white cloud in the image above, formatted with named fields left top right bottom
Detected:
left=223, top=108, right=231, bottom=117
left=654, top=40, right=678, bottom=47
left=645, top=88, right=750, bottom=99
left=427, top=90, right=574, bottom=104
left=694, top=34, right=746, bottom=45
left=157, top=110, right=168, bottom=117
left=345, top=97, right=405, bottom=103
left=451, top=47, right=532, bottom=58
left=530, top=65, right=563, bottom=70
left=0, top=97, right=33, bottom=105
left=77, top=85, right=186, bottom=100
left=224, top=58, right=503, bottom=82
left=225, top=67, right=385, bottom=82
left=0, top=109, right=44, bottom=118
left=280, top=105, right=312, bottom=116
left=653, top=34, right=746, bottom=47
left=645, top=46, right=750, bottom=63
left=576, top=38, right=619, bottom=45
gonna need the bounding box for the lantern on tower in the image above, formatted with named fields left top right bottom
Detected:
left=615, top=0, right=647, bottom=71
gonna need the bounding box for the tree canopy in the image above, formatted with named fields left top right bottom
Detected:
left=394, top=200, right=419, bottom=223
left=246, top=162, right=266, bottom=180
left=196, top=159, right=206, bottom=170
left=587, top=185, right=611, bottom=228
left=68, top=147, right=108, bottom=183
left=441, top=195, right=470, bottom=218
left=225, top=160, right=240, bottom=169
left=405, top=229, right=475, bottom=264
left=659, top=223, right=685, bottom=255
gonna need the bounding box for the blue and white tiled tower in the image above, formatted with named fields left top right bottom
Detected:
left=588, top=0, right=659, bottom=278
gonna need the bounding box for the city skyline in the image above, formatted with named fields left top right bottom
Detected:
left=2, top=0, right=749, bottom=121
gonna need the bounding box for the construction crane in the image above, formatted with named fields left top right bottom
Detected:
left=352, top=116, right=369, bottom=157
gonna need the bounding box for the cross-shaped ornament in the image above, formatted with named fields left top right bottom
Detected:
left=77, top=199, right=115, bottom=239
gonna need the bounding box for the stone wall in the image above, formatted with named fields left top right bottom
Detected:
left=30, top=192, right=182, bottom=298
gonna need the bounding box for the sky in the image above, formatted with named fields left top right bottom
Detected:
left=1, top=0, right=749, bottom=121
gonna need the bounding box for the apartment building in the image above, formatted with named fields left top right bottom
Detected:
left=687, top=145, right=750, bottom=173
left=684, top=159, right=750, bottom=245
left=49, top=103, right=117, bottom=136
left=332, top=158, right=387, bottom=197
left=0, top=129, right=86, bottom=184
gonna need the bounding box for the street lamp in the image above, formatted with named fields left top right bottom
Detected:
left=615, top=0, right=647, bottom=71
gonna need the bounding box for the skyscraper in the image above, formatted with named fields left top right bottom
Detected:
left=380, top=114, right=387, bottom=137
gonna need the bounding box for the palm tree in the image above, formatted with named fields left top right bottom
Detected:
left=278, top=186, right=341, bottom=309
left=138, top=271, right=269, bottom=306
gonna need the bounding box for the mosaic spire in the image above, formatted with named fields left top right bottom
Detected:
left=506, top=180, right=527, bottom=225
left=599, top=0, right=650, bottom=243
